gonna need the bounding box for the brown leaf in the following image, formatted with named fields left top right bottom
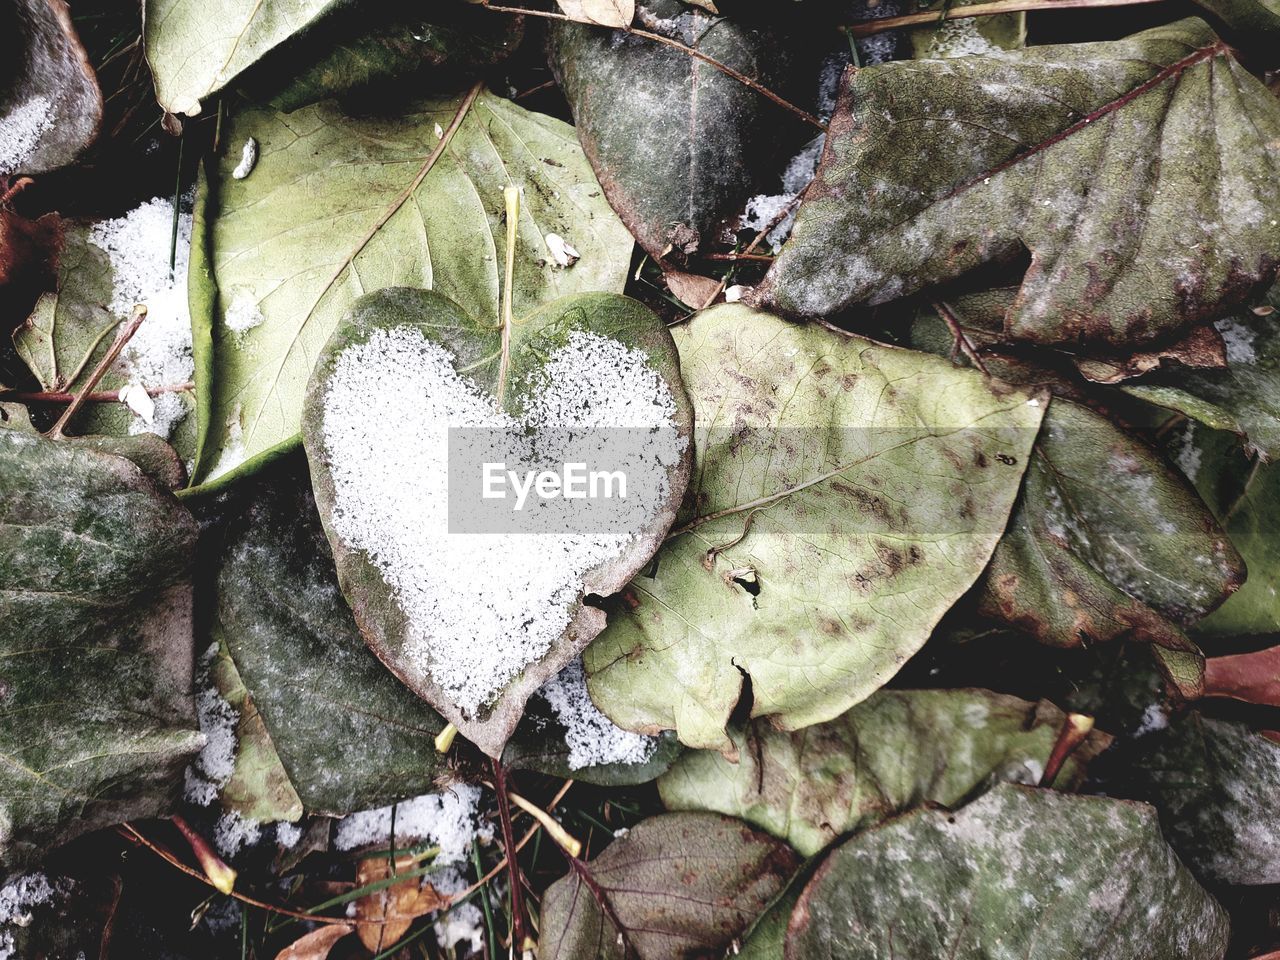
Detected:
left=1203, top=644, right=1280, bottom=706
left=354, top=855, right=450, bottom=953
left=273, top=924, right=353, bottom=960
left=1074, top=323, right=1228, bottom=384
left=0, top=208, right=60, bottom=332
left=664, top=270, right=721, bottom=310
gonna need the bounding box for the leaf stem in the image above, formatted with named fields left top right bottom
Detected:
left=46, top=305, right=147, bottom=439
left=497, top=184, right=520, bottom=406
left=489, top=758, right=528, bottom=947
left=509, top=791, right=582, bottom=857
left=3, top=381, right=193, bottom=404
left=480, top=2, right=826, bottom=130
left=843, top=0, right=1166, bottom=36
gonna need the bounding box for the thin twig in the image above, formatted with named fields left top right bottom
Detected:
left=932, top=300, right=991, bottom=375
left=47, top=305, right=147, bottom=439
left=3, top=382, right=193, bottom=404
left=703, top=252, right=777, bottom=263
left=490, top=759, right=529, bottom=947
left=480, top=3, right=825, bottom=130
left=453, top=780, right=575, bottom=902
left=0, top=177, right=34, bottom=205
left=843, top=0, right=1165, bottom=36
left=117, top=825, right=361, bottom=924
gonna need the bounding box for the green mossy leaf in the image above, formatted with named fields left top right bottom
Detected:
left=658, top=688, right=1110, bottom=856
left=584, top=303, right=1044, bottom=752
left=787, top=783, right=1229, bottom=959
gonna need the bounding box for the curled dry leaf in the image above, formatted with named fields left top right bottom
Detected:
left=756, top=19, right=1280, bottom=356
left=557, top=0, right=635, bottom=27
left=0, top=0, right=101, bottom=175
left=274, top=923, right=353, bottom=960
left=354, top=855, right=448, bottom=953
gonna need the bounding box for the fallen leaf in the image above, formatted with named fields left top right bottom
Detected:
left=189, top=87, right=633, bottom=490
left=658, top=688, right=1110, bottom=856
left=354, top=855, right=448, bottom=953
left=274, top=923, right=353, bottom=960
left=301, top=288, right=692, bottom=758
left=787, top=783, right=1229, bottom=959
left=584, top=303, right=1044, bottom=753
left=557, top=0, right=635, bottom=27
left=663, top=269, right=721, bottom=309
left=539, top=812, right=798, bottom=960
left=756, top=19, right=1280, bottom=355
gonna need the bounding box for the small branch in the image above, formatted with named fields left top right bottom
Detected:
left=490, top=758, right=529, bottom=947
left=47, top=305, right=147, bottom=440
left=509, top=792, right=582, bottom=857
left=843, top=0, right=1166, bottom=37
left=3, top=382, right=193, bottom=405
left=0, top=177, right=34, bottom=205
left=703, top=252, right=777, bottom=263
left=932, top=300, right=991, bottom=376
left=480, top=3, right=825, bottom=131
left=453, top=781, right=574, bottom=903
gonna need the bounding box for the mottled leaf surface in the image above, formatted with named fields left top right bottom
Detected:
left=1114, top=713, right=1280, bottom=885
left=549, top=0, right=811, bottom=258
left=1127, top=282, right=1280, bottom=459
left=144, top=0, right=339, bottom=115
left=0, top=429, right=202, bottom=870
left=658, top=688, right=1110, bottom=856
left=215, top=462, right=447, bottom=816
left=1196, top=0, right=1280, bottom=37
left=1, top=0, right=101, bottom=174
left=788, top=783, right=1229, bottom=960
left=302, top=288, right=691, bottom=758
left=584, top=304, right=1044, bottom=752
left=538, top=812, right=799, bottom=960
left=12, top=218, right=198, bottom=460
left=756, top=19, right=1280, bottom=354
left=191, top=88, right=632, bottom=490
left=978, top=400, right=1242, bottom=683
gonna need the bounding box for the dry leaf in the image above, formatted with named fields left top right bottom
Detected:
left=354, top=855, right=450, bottom=953
left=664, top=270, right=721, bottom=310
left=555, top=0, right=634, bottom=27
left=273, top=924, right=353, bottom=960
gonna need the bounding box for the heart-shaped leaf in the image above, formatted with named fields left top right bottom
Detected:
left=788, top=783, right=1229, bottom=959
left=1126, top=282, right=1280, bottom=459
left=583, top=303, right=1044, bottom=753
left=189, top=87, right=633, bottom=491
left=215, top=459, right=448, bottom=815
left=754, top=19, right=1280, bottom=355
left=538, top=812, right=799, bottom=960
left=143, top=0, right=337, bottom=115
left=1109, top=713, right=1280, bottom=885
left=549, top=0, right=815, bottom=258
left=658, top=688, right=1110, bottom=856
left=302, top=287, right=692, bottom=757
left=977, top=399, right=1242, bottom=692
left=1, top=0, right=101, bottom=175
left=0, top=428, right=203, bottom=870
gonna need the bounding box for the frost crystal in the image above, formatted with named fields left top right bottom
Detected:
left=184, top=644, right=238, bottom=806
left=0, top=873, right=59, bottom=960
left=333, top=785, right=489, bottom=864
left=0, top=97, right=54, bottom=176
left=88, top=197, right=194, bottom=438
left=539, top=660, right=656, bottom=770
left=214, top=811, right=262, bottom=857
left=321, top=326, right=683, bottom=714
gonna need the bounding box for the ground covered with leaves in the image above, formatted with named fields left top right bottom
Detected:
left=1, top=0, right=1279, bottom=956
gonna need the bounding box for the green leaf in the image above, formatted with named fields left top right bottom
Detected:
left=301, top=287, right=692, bottom=758
left=755, top=19, right=1280, bottom=355
left=206, top=639, right=303, bottom=824
left=549, top=0, right=814, bottom=258
left=977, top=399, right=1242, bottom=692
left=788, top=783, right=1229, bottom=959
left=12, top=217, right=198, bottom=461
left=658, top=688, right=1110, bottom=856
left=240, top=1, right=525, bottom=113
left=1114, top=713, right=1280, bottom=886
left=1126, top=282, right=1280, bottom=459
left=143, top=0, right=340, bottom=115
left=1, top=0, right=101, bottom=174
left=584, top=303, right=1044, bottom=752
left=0, top=428, right=202, bottom=870
left=190, top=87, right=633, bottom=490
left=1196, top=0, right=1280, bottom=37
left=538, top=812, right=799, bottom=960
left=215, top=459, right=447, bottom=816
left=907, top=4, right=1024, bottom=60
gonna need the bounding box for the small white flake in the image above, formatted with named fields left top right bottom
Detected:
left=223, top=287, right=265, bottom=336
left=434, top=122, right=445, bottom=139
left=119, top=382, right=155, bottom=422
left=231, top=137, right=257, bottom=180
left=544, top=233, right=580, bottom=267
left=214, top=811, right=262, bottom=857
left=275, top=821, right=303, bottom=848
left=724, top=285, right=748, bottom=303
